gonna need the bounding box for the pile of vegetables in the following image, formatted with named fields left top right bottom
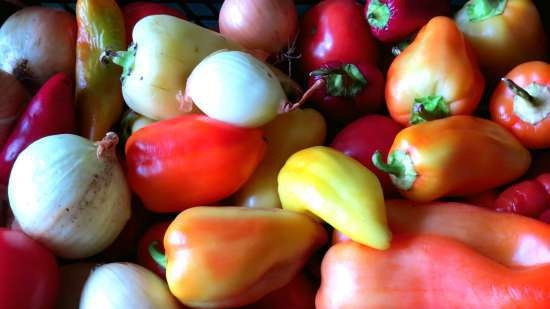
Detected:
left=0, top=0, right=548, bottom=308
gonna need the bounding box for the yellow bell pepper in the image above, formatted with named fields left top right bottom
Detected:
left=101, top=15, right=241, bottom=120
left=234, top=108, right=326, bottom=209
left=278, top=146, right=391, bottom=250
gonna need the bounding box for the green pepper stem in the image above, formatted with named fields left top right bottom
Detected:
left=366, top=0, right=391, bottom=29
left=501, top=77, right=537, bottom=105
left=466, top=0, right=507, bottom=22
left=148, top=241, right=167, bottom=270
left=99, top=43, right=137, bottom=81
left=372, top=151, right=403, bottom=176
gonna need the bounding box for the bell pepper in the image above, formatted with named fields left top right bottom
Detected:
left=233, top=108, right=326, bottom=209
left=125, top=114, right=266, bottom=213
left=278, top=146, right=391, bottom=250
left=330, top=114, right=403, bottom=197
left=492, top=173, right=550, bottom=217
left=317, top=234, right=550, bottom=309
left=384, top=199, right=550, bottom=267
left=372, top=115, right=531, bottom=202
left=386, top=16, right=485, bottom=126
left=150, top=206, right=327, bottom=308
left=307, top=61, right=385, bottom=126
left=490, top=61, right=550, bottom=148
left=122, top=2, right=186, bottom=45
left=101, top=15, right=241, bottom=121
left=76, top=0, right=125, bottom=141
left=455, top=0, right=548, bottom=81
left=540, top=209, right=550, bottom=224
left=298, top=0, right=379, bottom=76
left=365, top=0, right=450, bottom=43
left=0, top=72, right=75, bottom=186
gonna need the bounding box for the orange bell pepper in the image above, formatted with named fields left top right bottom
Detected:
left=372, top=115, right=531, bottom=202
left=317, top=234, right=550, bottom=309
left=386, top=16, right=484, bottom=126
left=233, top=109, right=326, bottom=209
left=455, top=0, right=548, bottom=81
left=152, top=206, right=327, bottom=308
left=490, top=61, right=550, bottom=149
left=76, top=0, right=125, bottom=140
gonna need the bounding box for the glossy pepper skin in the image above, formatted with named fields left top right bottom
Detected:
left=330, top=115, right=403, bottom=197
left=0, top=72, right=75, bottom=186
left=386, top=16, right=484, bottom=126
left=493, top=173, right=550, bottom=217
left=102, top=15, right=241, bottom=121
left=125, top=114, right=266, bottom=213
left=161, top=207, right=327, bottom=308
left=76, top=0, right=125, bottom=140
left=317, top=234, right=550, bottom=309
left=490, top=61, right=550, bottom=149
left=455, top=0, right=548, bottom=81
left=233, top=108, right=326, bottom=209
left=298, top=0, right=378, bottom=77
left=278, top=146, right=391, bottom=250
left=372, top=116, right=531, bottom=202
left=333, top=200, right=550, bottom=267
left=307, top=61, right=385, bottom=126
left=365, top=0, right=450, bottom=43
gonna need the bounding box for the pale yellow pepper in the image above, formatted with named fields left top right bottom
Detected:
left=278, top=146, right=391, bottom=250
left=234, top=108, right=326, bottom=209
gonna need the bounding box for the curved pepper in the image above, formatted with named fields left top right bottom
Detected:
left=278, top=146, right=390, bottom=250
left=0, top=72, right=75, bottom=186
left=334, top=199, right=550, bottom=267
left=101, top=15, right=241, bottom=121
left=125, top=114, right=266, bottom=213
left=152, top=206, right=327, bottom=308
left=455, top=0, right=548, bottom=81
left=234, top=109, right=326, bottom=209
left=386, top=16, right=484, bottom=126
left=372, top=115, right=531, bottom=202
left=490, top=61, right=550, bottom=149
left=493, top=173, right=550, bottom=217
left=317, top=234, right=550, bottom=309
left=76, top=0, right=125, bottom=140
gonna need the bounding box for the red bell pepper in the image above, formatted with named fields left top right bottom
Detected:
left=490, top=61, right=550, bottom=149
left=125, top=114, right=266, bottom=213
left=122, top=2, right=186, bottom=45
left=540, top=209, right=550, bottom=224
left=0, top=72, right=75, bottom=186
left=317, top=234, right=550, bottom=309
left=364, top=0, right=450, bottom=43
left=0, top=228, right=59, bottom=309
left=493, top=173, right=550, bottom=217
left=331, top=114, right=403, bottom=197
left=298, top=0, right=378, bottom=77
left=307, top=61, right=385, bottom=125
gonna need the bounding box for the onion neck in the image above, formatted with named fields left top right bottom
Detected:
left=96, top=132, right=119, bottom=161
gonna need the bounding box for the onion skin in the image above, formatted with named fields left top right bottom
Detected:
left=219, top=0, right=298, bottom=56
left=80, top=263, right=180, bottom=309
left=0, top=70, right=29, bottom=148
left=0, top=6, right=76, bottom=92
left=8, top=133, right=131, bottom=259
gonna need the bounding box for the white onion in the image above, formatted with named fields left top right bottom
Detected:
left=0, top=6, right=76, bottom=91
left=185, top=50, right=301, bottom=128
left=8, top=132, right=131, bottom=259
left=79, top=263, right=179, bottom=309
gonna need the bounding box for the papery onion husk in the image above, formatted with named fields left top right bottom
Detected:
left=7, top=132, right=131, bottom=259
